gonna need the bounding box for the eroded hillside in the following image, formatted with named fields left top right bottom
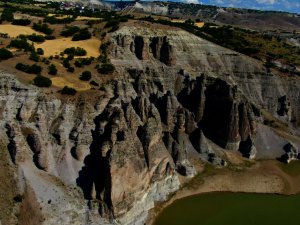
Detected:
left=1, top=21, right=300, bottom=225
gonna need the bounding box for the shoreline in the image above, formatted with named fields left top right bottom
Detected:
left=147, top=159, right=300, bottom=225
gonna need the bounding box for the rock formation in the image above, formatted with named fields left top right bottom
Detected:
left=1, top=22, right=300, bottom=225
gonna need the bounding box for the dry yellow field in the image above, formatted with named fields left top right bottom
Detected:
left=35, top=37, right=101, bottom=57
left=195, top=22, right=205, bottom=28
left=76, top=16, right=101, bottom=21
left=171, top=20, right=205, bottom=28
left=0, top=24, right=42, bottom=37
left=48, top=14, right=100, bottom=21
left=51, top=76, right=91, bottom=91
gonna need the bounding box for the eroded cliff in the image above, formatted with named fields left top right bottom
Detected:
left=1, top=22, right=300, bottom=225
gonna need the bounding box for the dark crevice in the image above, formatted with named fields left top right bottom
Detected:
left=134, top=36, right=144, bottom=60
left=76, top=110, right=114, bottom=219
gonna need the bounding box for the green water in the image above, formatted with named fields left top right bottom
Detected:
left=154, top=192, right=300, bottom=225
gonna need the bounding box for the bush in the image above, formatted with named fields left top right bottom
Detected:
left=60, top=26, right=80, bottom=37
left=16, top=63, right=42, bottom=74
left=67, top=66, right=75, bottom=72
left=45, top=35, right=56, bottom=40
left=48, top=64, right=57, bottom=75
left=0, top=48, right=13, bottom=60
left=60, top=86, right=76, bottom=95
left=36, top=48, right=44, bottom=55
left=75, top=57, right=93, bottom=68
left=12, top=19, right=31, bottom=26
left=72, top=29, right=91, bottom=41
left=90, top=80, right=99, bottom=86
left=9, top=38, right=34, bottom=52
left=1, top=8, right=14, bottom=22
left=64, top=47, right=87, bottom=56
left=27, top=34, right=45, bottom=43
left=15, top=63, right=29, bottom=72
left=32, top=23, right=54, bottom=35
left=29, top=52, right=40, bottom=62
left=62, top=58, right=71, bottom=68
left=79, top=71, right=92, bottom=81
left=33, top=75, right=52, bottom=87
left=99, top=42, right=111, bottom=54
left=97, top=63, right=115, bottom=74
left=27, top=64, right=42, bottom=74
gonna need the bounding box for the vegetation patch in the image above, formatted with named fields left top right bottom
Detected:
left=33, top=75, right=52, bottom=87
left=15, top=63, right=42, bottom=74
left=60, top=86, right=77, bottom=95
left=79, top=71, right=92, bottom=81
left=0, top=48, right=13, bottom=60
left=97, top=63, right=115, bottom=74
left=32, top=22, right=54, bottom=35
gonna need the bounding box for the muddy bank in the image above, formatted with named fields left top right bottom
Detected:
left=147, top=160, right=300, bottom=225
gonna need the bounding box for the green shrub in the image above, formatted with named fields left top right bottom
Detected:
left=99, top=42, right=111, bottom=54
left=12, top=19, right=31, bottom=26
left=48, top=64, right=57, bottom=75
left=64, top=47, right=87, bottom=56
left=27, top=64, right=42, bottom=74
left=9, top=38, right=34, bottom=52
left=75, top=57, right=93, bottom=67
left=90, top=80, right=99, bottom=86
left=29, top=52, right=40, bottom=62
left=79, top=71, right=92, bottom=81
left=32, top=23, right=54, bottom=35
left=15, top=63, right=29, bottom=72
left=62, top=58, right=71, bottom=68
left=67, top=66, right=75, bottom=72
left=36, top=48, right=44, bottom=55
left=0, top=48, right=13, bottom=60
left=1, top=8, right=14, bottom=22
left=33, top=75, right=52, bottom=87
left=27, top=34, right=45, bottom=43
left=16, top=63, right=42, bottom=74
left=60, top=26, right=80, bottom=37
left=60, top=86, right=76, bottom=95
left=97, top=63, right=115, bottom=74
left=45, top=35, right=56, bottom=40
left=72, top=29, right=91, bottom=41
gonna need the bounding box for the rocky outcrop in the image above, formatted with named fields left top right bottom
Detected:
left=2, top=23, right=300, bottom=225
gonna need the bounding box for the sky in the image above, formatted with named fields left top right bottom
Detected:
left=181, top=0, right=300, bottom=13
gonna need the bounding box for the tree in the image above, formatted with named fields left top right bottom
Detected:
left=1, top=8, right=14, bottom=22
left=29, top=52, right=40, bottom=62
left=12, top=19, right=31, bottom=26
left=97, top=63, right=115, bottom=74
left=72, top=29, right=91, bottom=41
left=36, top=48, right=44, bottom=55
left=67, top=66, right=75, bottom=72
left=60, top=86, right=76, bottom=95
left=48, top=64, right=57, bottom=75
left=33, top=75, right=52, bottom=87
left=0, top=48, right=13, bottom=60
left=79, top=71, right=92, bottom=81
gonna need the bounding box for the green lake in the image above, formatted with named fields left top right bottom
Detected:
left=154, top=192, right=300, bottom=225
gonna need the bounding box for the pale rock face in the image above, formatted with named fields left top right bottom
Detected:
left=1, top=24, right=300, bottom=225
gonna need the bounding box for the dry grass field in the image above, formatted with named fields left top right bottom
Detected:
left=171, top=19, right=204, bottom=28
left=195, top=22, right=205, bottom=28
left=35, top=37, right=101, bottom=57
left=51, top=76, right=91, bottom=91
left=47, top=14, right=100, bottom=21
left=0, top=24, right=42, bottom=37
